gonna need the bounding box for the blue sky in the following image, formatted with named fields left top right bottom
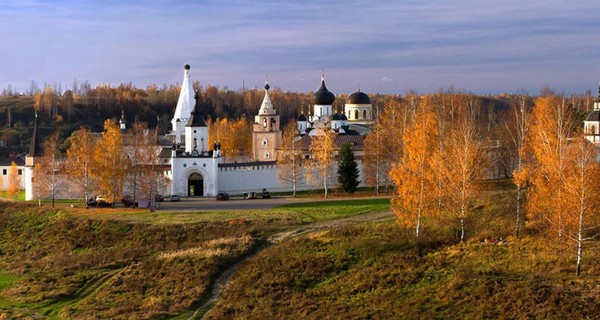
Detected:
left=1, top=0, right=600, bottom=95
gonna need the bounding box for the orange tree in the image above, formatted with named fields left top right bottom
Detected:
left=525, top=95, right=577, bottom=239
left=66, top=126, right=96, bottom=203
left=390, top=102, right=439, bottom=238
left=277, top=120, right=303, bottom=196
left=308, top=129, right=336, bottom=198
left=92, top=119, right=128, bottom=207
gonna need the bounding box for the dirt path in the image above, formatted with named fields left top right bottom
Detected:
left=188, top=210, right=394, bottom=319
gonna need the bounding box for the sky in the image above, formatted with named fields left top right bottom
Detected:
left=1, top=0, right=600, bottom=95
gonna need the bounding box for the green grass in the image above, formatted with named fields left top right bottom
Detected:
left=277, top=198, right=391, bottom=222
left=206, top=222, right=600, bottom=319
left=0, top=196, right=389, bottom=319
left=0, top=190, right=25, bottom=201
left=0, top=273, right=21, bottom=291
left=7, top=180, right=598, bottom=319
left=73, top=198, right=391, bottom=225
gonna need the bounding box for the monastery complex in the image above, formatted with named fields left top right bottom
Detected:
left=19, top=65, right=375, bottom=201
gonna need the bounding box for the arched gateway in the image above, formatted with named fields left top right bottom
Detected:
left=188, top=172, right=204, bottom=196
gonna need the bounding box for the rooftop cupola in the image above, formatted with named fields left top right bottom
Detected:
left=258, top=81, right=275, bottom=115
left=312, top=75, right=335, bottom=106
left=119, top=111, right=126, bottom=130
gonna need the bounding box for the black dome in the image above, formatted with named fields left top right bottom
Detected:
left=298, top=114, right=307, bottom=121
left=341, top=113, right=348, bottom=121
left=331, top=113, right=341, bottom=121
left=184, top=64, right=191, bottom=70
left=312, top=79, right=335, bottom=105
left=264, top=82, right=270, bottom=91
left=586, top=110, right=600, bottom=122
left=348, top=90, right=371, bottom=104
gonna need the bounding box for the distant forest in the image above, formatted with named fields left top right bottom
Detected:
left=0, top=80, right=594, bottom=155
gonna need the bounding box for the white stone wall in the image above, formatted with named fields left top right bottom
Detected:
left=1, top=165, right=26, bottom=191
left=218, top=160, right=368, bottom=195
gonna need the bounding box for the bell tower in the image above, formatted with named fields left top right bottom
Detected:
left=253, top=82, right=282, bottom=161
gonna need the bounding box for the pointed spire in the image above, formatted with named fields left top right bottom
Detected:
left=187, top=89, right=206, bottom=127
left=172, top=64, right=195, bottom=129
left=29, top=111, right=42, bottom=157
left=258, top=79, right=275, bottom=115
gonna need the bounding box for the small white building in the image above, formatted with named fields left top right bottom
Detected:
left=584, top=83, right=600, bottom=144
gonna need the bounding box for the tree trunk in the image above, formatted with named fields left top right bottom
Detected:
left=416, top=176, right=424, bottom=238
left=515, top=185, right=522, bottom=238
left=460, top=217, right=465, bottom=242
left=324, top=173, right=328, bottom=198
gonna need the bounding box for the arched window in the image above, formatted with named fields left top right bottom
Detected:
left=363, top=110, right=367, bottom=119
left=262, top=138, right=268, bottom=146
left=354, top=110, right=359, bottom=120
left=265, top=151, right=270, bottom=159
left=593, top=125, right=597, bottom=134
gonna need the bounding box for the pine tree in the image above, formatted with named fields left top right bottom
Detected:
left=337, top=143, right=360, bottom=194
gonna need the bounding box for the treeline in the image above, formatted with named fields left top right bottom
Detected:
left=0, top=81, right=389, bottom=151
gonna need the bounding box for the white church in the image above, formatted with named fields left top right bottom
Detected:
left=22, top=65, right=375, bottom=200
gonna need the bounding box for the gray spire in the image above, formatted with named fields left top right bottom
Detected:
left=29, top=112, right=42, bottom=157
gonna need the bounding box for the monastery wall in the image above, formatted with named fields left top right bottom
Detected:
left=217, top=160, right=369, bottom=195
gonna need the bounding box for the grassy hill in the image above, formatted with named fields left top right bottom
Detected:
left=1, top=182, right=600, bottom=319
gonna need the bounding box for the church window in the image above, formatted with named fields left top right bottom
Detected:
left=18, top=169, right=22, bottom=175
left=354, top=110, right=358, bottom=119
left=263, top=118, right=267, bottom=128
left=262, top=138, right=268, bottom=146
left=183, top=163, right=187, bottom=167
left=363, top=110, right=367, bottom=119
left=2, top=169, right=5, bottom=175
left=194, top=138, right=197, bottom=149
left=592, top=125, right=597, bottom=134
left=265, top=151, right=270, bottom=159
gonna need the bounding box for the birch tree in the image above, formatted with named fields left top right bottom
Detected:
left=309, top=129, right=335, bottom=198
left=93, top=119, right=128, bottom=207
left=7, top=161, right=19, bottom=200
left=277, top=121, right=303, bottom=196
left=436, top=113, right=486, bottom=242
left=40, top=131, right=62, bottom=207
left=563, top=136, right=600, bottom=276
left=390, top=104, right=439, bottom=238
left=505, top=94, right=531, bottom=237
left=136, top=124, right=165, bottom=205
left=66, top=127, right=96, bottom=204
left=525, top=95, right=576, bottom=239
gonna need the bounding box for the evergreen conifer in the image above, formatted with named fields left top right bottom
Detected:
left=337, top=143, right=360, bottom=194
